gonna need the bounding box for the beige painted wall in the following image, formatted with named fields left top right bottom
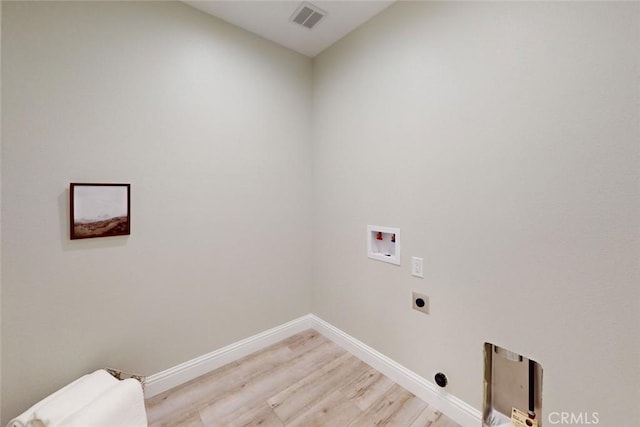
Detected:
left=1, top=1, right=312, bottom=421
left=3, top=1, right=639, bottom=425
left=0, top=1, right=3, bottom=422
left=312, top=2, right=639, bottom=426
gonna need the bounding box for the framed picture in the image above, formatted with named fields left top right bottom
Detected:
left=70, top=183, right=130, bottom=240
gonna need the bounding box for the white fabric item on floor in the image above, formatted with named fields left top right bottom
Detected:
left=6, top=370, right=147, bottom=427
left=56, top=379, right=147, bottom=427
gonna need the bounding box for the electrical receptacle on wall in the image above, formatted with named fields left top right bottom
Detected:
left=411, top=257, right=424, bottom=278
left=412, top=291, right=429, bottom=314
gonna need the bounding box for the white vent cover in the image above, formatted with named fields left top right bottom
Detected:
left=290, top=2, right=326, bottom=29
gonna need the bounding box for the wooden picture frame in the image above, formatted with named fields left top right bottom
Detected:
left=70, top=183, right=130, bottom=240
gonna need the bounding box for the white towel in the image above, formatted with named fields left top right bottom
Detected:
left=57, top=379, right=147, bottom=427
left=6, top=370, right=147, bottom=427
left=7, top=370, right=118, bottom=427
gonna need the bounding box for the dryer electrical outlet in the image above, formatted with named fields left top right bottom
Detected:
left=412, top=292, right=429, bottom=314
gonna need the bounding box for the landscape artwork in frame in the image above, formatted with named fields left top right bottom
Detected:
left=70, top=183, right=130, bottom=240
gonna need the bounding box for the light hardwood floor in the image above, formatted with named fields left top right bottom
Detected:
left=145, top=330, right=461, bottom=427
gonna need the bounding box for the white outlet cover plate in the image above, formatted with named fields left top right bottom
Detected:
left=411, top=257, right=424, bottom=278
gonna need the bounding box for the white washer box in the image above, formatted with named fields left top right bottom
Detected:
left=367, top=225, right=400, bottom=265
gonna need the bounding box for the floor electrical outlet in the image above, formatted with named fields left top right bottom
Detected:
left=412, top=292, right=429, bottom=314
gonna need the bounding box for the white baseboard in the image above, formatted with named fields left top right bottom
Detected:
left=308, top=314, right=482, bottom=427
left=145, top=313, right=481, bottom=427
left=144, top=314, right=314, bottom=398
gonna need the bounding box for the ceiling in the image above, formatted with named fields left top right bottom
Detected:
left=182, top=1, right=396, bottom=57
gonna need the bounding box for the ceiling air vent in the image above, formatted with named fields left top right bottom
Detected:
left=290, top=2, right=326, bottom=30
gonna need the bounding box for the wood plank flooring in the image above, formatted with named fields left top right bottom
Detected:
left=145, top=330, right=460, bottom=427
